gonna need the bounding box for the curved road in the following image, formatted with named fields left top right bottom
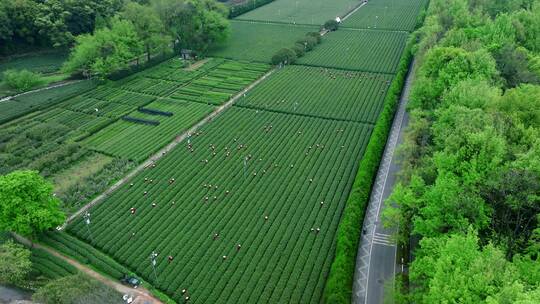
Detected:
left=352, top=59, right=416, bottom=304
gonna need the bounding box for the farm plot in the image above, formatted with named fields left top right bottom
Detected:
left=140, top=58, right=225, bottom=83
left=209, top=21, right=318, bottom=62
left=237, top=65, right=392, bottom=123
left=68, top=107, right=373, bottom=304
left=0, top=80, right=96, bottom=125
left=235, top=0, right=359, bottom=25
left=342, top=0, right=428, bottom=31
left=296, top=28, right=408, bottom=74
left=170, top=60, right=270, bottom=105
left=83, top=88, right=156, bottom=107
left=84, top=100, right=214, bottom=162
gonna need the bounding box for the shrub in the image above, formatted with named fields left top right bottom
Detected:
left=271, top=48, right=297, bottom=65
left=306, top=32, right=322, bottom=44
left=296, top=36, right=318, bottom=51
left=292, top=44, right=306, bottom=57
left=323, top=20, right=339, bottom=31
left=3, top=69, right=45, bottom=92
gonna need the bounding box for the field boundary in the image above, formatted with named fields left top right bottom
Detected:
left=235, top=103, right=378, bottom=125
left=62, top=67, right=276, bottom=228
left=0, top=80, right=83, bottom=103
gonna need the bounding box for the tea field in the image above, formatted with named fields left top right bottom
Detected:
left=296, top=28, right=408, bottom=73
left=84, top=100, right=214, bottom=162
left=209, top=20, right=318, bottom=62
left=237, top=65, right=393, bottom=123
left=68, top=107, right=373, bottom=303
left=235, top=0, right=359, bottom=25
left=0, top=0, right=426, bottom=302
left=342, top=0, right=428, bottom=31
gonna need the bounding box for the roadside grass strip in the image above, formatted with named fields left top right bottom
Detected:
left=236, top=65, right=392, bottom=123
left=68, top=107, right=373, bottom=303
left=296, top=28, right=408, bottom=74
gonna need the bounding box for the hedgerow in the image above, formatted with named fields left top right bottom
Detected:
left=323, top=37, right=415, bottom=303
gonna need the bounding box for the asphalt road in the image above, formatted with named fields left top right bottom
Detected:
left=352, top=60, right=416, bottom=304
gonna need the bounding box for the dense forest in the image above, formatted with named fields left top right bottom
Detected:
left=0, top=0, right=230, bottom=77
left=384, top=0, right=540, bottom=302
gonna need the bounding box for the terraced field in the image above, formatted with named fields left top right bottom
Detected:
left=296, top=28, right=408, bottom=73
left=342, top=0, right=428, bottom=31
left=237, top=65, right=393, bottom=122
left=236, top=0, right=359, bottom=24
left=68, top=107, right=372, bottom=303
left=209, top=21, right=317, bottom=62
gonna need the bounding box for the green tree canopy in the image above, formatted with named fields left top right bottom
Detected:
left=121, top=1, right=170, bottom=61
left=33, top=273, right=123, bottom=304
left=0, top=240, right=32, bottom=286
left=0, top=170, right=65, bottom=238
left=63, top=17, right=143, bottom=78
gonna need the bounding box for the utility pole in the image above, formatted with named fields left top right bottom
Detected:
left=150, top=251, right=159, bottom=284
left=83, top=211, right=94, bottom=244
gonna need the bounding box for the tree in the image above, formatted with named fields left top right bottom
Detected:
left=3, top=69, right=45, bottom=92
left=323, top=19, right=339, bottom=31
left=33, top=273, right=123, bottom=304
left=0, top=170, right=65, bottom=238
left=494, top=45, right=539, bottom=88
left=121, top=1, right=170, bottom=62
left=151, top=0, right=230, bottom=53
left=410, top=229, right=519, bottom=303
left=0, top=240, right=32, bottom=286
left=63, top=17, right=143, bottom=78
left=271, top=48, right=297, bottom=65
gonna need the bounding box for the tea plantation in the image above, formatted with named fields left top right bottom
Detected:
left=0, top=0, right=429, bottom=303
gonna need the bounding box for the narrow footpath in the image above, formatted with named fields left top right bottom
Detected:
left=352, top=59, right=417, bottom=304
left=11, top=233, right=162, bottom=304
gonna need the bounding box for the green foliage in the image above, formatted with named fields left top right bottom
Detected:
left=2, top=69, right=44, bottom=92
left=323, top=19, right=339, bottom=31
left=494, top=45, right=539, bottom=88
left=121, top=1, right=170, bottom=61
left=411, top=229, right=540, bottom=303
left=0, top=171, right=65, bottom=238
left=323, top=37, right=414, bottom=304
left=32, top=273, right=123, bottom=304
left=410, top=46, right=498, bottom=110
left=62, top=17, right=143, bottom=78
left=271, top=48, right=297, bottom=65
left=0, top=0, right=124, bottom=54
left=151, top=0, right=230, bottom=53
left=0, top=240, right=32, bottom=286
left=385, top=0, right=540, bottom=302
left=30, top=247, right=78, bottom=280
